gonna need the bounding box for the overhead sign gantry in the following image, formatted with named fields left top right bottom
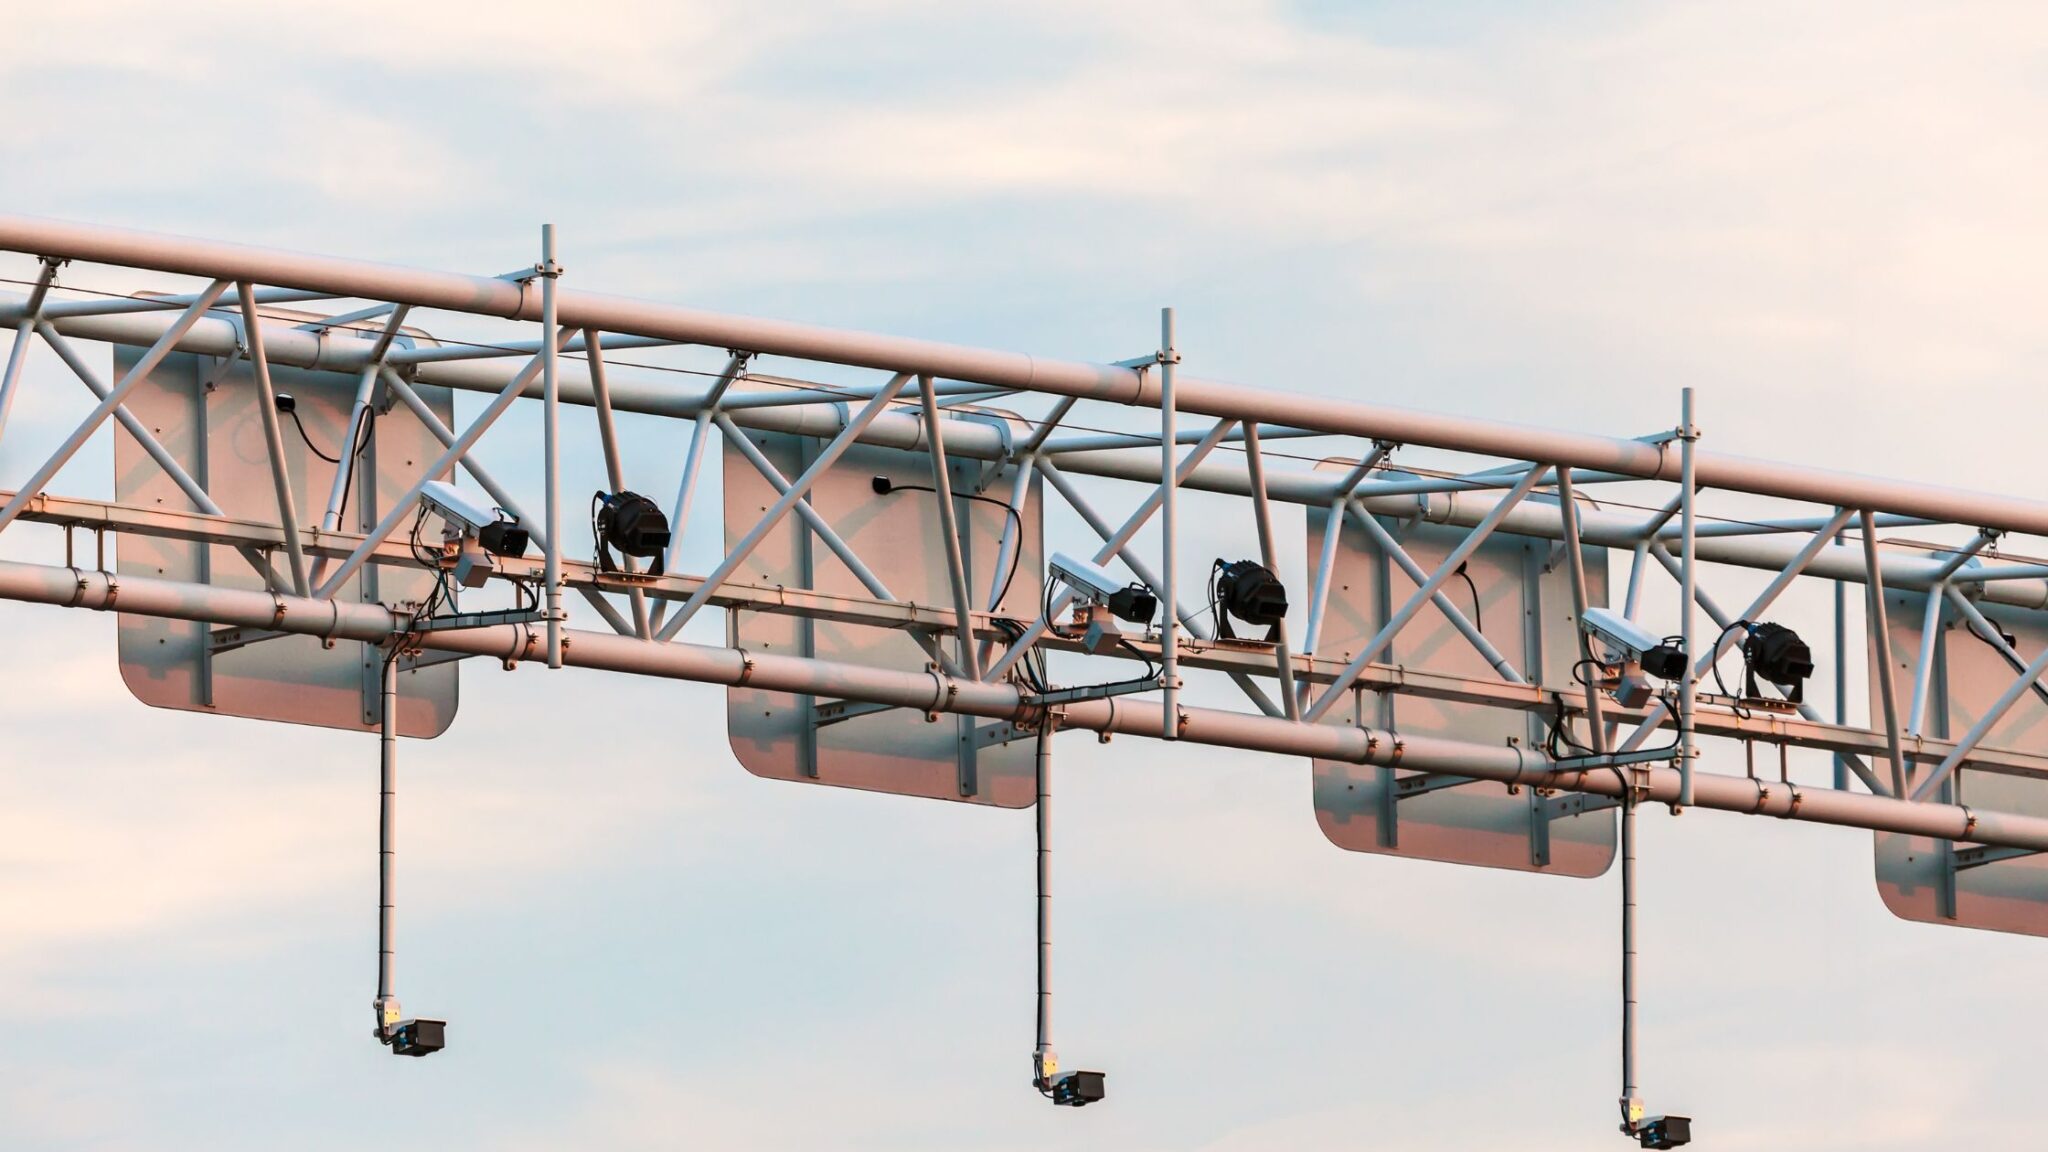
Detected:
left=3, top=214, right=2048, bottom=1144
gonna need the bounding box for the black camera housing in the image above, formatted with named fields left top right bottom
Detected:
left=388, top=1018, right=446, bottom=1057
left=1637, top=1115, right=1690, bottom=1149
left=1052, top=1070, right=1106, bottom=1107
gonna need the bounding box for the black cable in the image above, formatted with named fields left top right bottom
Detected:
left=1958, top=615, right=2048, bottom=710
left=285, top=405, right=345, bottom=464
left=1453, top=560, right=1482, bottom=633
left=1709, top=620, right=1751, bottom=700
left=875, top=482, right=1027, bottom=609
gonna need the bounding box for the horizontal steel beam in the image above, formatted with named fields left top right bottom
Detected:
left=17, top=297, right=2048, bottom=614
left=14, top=486, right=2048, bottom=783
left=6, top=215, right=2048, bottom=535
left=1, top=553, right=2044, bottom=854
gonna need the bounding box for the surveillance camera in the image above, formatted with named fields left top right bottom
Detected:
left=1049, top=552, right=1156, bottom=625
left=1636, top=1115, right=1690, bottom=1149
left=1051, top=1070, right=1105, bottom=1106
left=420, top=481, right=500, bottom=535
left=1582, top=608, right=1664, bottom=665
left=1050, top=552, right=1127, bottom=603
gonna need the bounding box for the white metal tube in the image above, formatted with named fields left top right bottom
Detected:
left=1302, top=499, right=1347, bottom=659
left=377, top=648, right=397, bottom=1011
left=1305, top=466, right=1547, bottom=722
left=656, top=375, right=912, bottom=640
left=0, top=280, right=228, bottom=537
left=542, top=225, right=563, bottom=668
left=316, top=331, right=573, bottom=599
left=1908, top=585, right=1945, bottom=738
left=1034, top=717, right=1054, bottom=1082
left=1618, top=511, right=1854, bottom=754
left=1559, top=472, right=1609, bottom=755
left=920, top=379, right=982, bottom=680
left=35, top=322, right=286, bottom=591
left=1862, top=510, right=1907, bottom=797
left=584, top=331, right=649, bottom=639
left=24, top=292, right=2048, bottom=614
left=379, top=369, right=635, bottom=638
left=1913, top=639, right=2048, bottom=803
left=1343, top=501, right=1526, bottom=684
left=715, top=413, right=918, bottom=615
left=1678, top=389, right=1698, bottom=808
left=236, top=284, right=310, bottom=596
left=0, top=261, right=57, bottom=445
left=983, top=421, right=1238, bottom=684
left=16, top=214, right=2048, bottom=537
left=1161, top=308, right=1179, bottom=740
left=1242, top=425, right=1300, bottom=719
left=4, top=554, right=2046, bottom=853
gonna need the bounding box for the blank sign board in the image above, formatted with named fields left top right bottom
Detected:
left=1871, top=567, right=2048, bottom=936
left=1309, top=471, right=1616, bottom=876
left=114, top=324, right=458, bottom=737
left=724, top=408, right=1044, bottom=807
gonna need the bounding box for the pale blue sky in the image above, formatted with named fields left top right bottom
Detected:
left=2, top=3, right=2046, bottom=1149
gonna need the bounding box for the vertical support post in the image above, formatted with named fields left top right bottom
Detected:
left=1558, top=473, right=1609, bottom=754
left=1033, top=714, right=1056, bottom=1087
left=1159, top=307, right=1180, bottom=740
left=1834, top=536, right=1848, bottom=790
left=1242, top=425, right=1300, bottom=719
left=1677, top=387, right=1698, bottom=808
left=374, top=648, right=398, bottom=1038
left=1861, top=509, right=1907, bottom=798
left=541, top=224, right=563, bottom=668
left=920, top=378, right=982, bottom=680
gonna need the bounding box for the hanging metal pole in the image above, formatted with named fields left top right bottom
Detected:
left=541, top=224, right=563, bottom=668
left=1033, top=712, right=1057, bottom=1089
left=1618, top=786, right=1641, bottom=1134
left=1159, top=307, right=1180, bottom=741
left=1677, top=388, right=1699, bottom=809
left=374, top=648, right=398, bottom=1039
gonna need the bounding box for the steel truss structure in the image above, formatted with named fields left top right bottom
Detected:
left=3, top=215, right=2048, bottom=1141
